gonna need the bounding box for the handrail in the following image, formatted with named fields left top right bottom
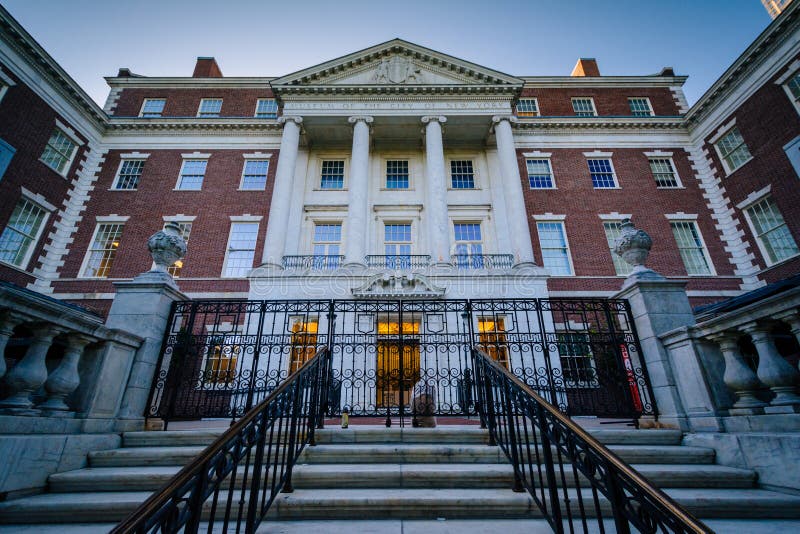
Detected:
left=112, top=347, right=330, bottom=534
left=471, top=347, right=712, bottom=534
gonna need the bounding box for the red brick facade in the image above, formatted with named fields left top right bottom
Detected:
left=519, top=86, right=682, bottom=116
left=110, top=88, right=276, bottom=118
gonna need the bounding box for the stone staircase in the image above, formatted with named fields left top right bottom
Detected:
left=1, top=425, right=800, bottom=532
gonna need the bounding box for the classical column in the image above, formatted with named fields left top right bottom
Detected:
left=710, top=332, right=765, bottom=409
left=492, top=115, right=535, bottom=265
left=421, top=116, right=451, bottom=265
left=344, top=116, right=373, bottom=266
left=40, top=334, right=94, bottom=415
left=0, top=323, right=62, bottom=414
left=262, top=116, right=303, bottom=267
left=741, top=323, right=800, bottom=406
left=0, top=311, right=25, bottom=379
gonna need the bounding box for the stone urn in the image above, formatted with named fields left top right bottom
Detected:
left=613, top=218, right=663, bottom=283
left=147, top=222, right=187, bottom=274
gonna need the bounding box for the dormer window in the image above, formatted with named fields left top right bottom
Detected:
left=198, top=98, right=223, bottom=117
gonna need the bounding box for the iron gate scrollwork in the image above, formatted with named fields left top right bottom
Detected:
left=147, top=298, right=655, bottom=425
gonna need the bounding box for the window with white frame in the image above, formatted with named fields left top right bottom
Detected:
left=255, top=98, right=278, bottom=118
left=572, top=97, right=597, bottom=117
left=240, top=159, right=269, bottom=190
left=587, top=159, right=618, bottom=188
left=628, top=97, right=654, bottom=117
left=744, top=196, right=800, bottom=265
left=450, top=160, right=475, bottom=189
left=312, top=223, right=342, bottom=269
left=649, top=158, right=681, bottom=188
left=140, top=98, right=166, bottom=117
left=40, top=128, right=78, bottom=175
left=556, top=332, right=598, bottom=387
left=515, top=98, right=539, bottom=117
left=320, top=160, right=345, bottom=189
left=112, top=160, right=145, bottom=190
left=715, top=127, right=752, bottom=173
left=223, top=222, right=259, bottom=277
left=0, top=80, right=9, bottom=105
left=197, top=98, right=223, bottom=117
left=536, top=221, right=573, bottom=275
left=527, top=159, right=555, bottom=189
left=784, top=71, right=800, bottom=111
left=0, top=68, right=14, bottom=105
left=386, top=160, right=409, bottom=189
left=166, top=221, right=192, bottom=277
left=384, top=223, right=412, bottom=268
left=177, top=159, right=208, bottom=190
left=670, top=221, right=713, bottom=275
left=81, top=222, right=124, bottom=278
left=453, top=222, right=483, bottom=268
left=0, top=198, right=49, bottom=268
left=602, top=221, right=633, bottom=276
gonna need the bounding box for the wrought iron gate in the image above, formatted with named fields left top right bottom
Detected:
left=147, top=298, right=655, bottom=425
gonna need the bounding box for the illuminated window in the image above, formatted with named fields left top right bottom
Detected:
left=140, top=98, right=166, bottom=117
left=386, top=160, right=409, bottom=189
left=715, top=127, right=752, bottom=173
left=320, top=160, right=345, bottom=189
left=649, top=158, right=681, bottom=188
left=670, top=221, right=713, bottom=275
left=289, top=317, right=319, bottom=374
left=81, top=222, right=124, bottom=278
left=312, top=223, right=342, bottom=269
left=112, top=160, right=145, bottom=190
left=223, top=222, right=258, bottom=277
left=204, top=334, right=239, bottom=384
left=450, top=160, right=475, bottom=189
left=197, top=98, right=223, bottom=117
left=166, top=221, right=192, bottom=277
left=477, top=316, right=510, bottom=369
left=515, top=98, right=539, bottom=117
left=255, top=98, right=278, bottom=118
left=0, top=198, right=48, bottom=268
left=587, top=159, right=618, bottom=188
left=744, top=196, right=799, bottom=265
left=240, top=159, right=269, bottom=190
left=628, top=97, right=653, bottom=117
left=176, top=159, right=207, bottom=190
left=527, top=159, right=554, bottom=189
left=602, top=221, right=633, bottom=276
left=453, top=223, right=483, bottom=268
left=571, top=97, right=597, bottom=117
left=40, top=128, right=78, bottom=175
left=536, top=221, right=573, bottom=275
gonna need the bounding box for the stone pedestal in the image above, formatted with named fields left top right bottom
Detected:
left=105, top=271, right=187, bottom=431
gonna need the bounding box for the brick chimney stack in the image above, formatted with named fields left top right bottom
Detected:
left=192, top=57, right=223, bottom=78
left=571, top=58, right=600, bottom=77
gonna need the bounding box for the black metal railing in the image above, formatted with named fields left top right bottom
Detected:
left=111, top=347, right=330, bottom=534
left=450, top=253, right=515, bottom=269
left=282, top=255, right=344, bottom=270
left=472, top=347, right=711, bottom=534
left=365, top=254, right=432, bottom=269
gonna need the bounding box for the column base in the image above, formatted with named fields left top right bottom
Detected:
left=0, top=407, right=41, bottom=417
left=40, top=409, right=76, bottom=418
left=769, top=387, right=800, bottom=406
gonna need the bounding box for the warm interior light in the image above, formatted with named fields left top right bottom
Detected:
left=173, top=260, right=183, bottom=268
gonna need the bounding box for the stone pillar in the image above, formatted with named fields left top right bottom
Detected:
left=0, top=323, right=62, bottom=414
left=741, top=323, right=800, bottom=406
left=710, top=331, right=765, bottom=410
left=421, top=116, right=451, bottom=265
left=39, top=334, right=94, bottom=415
left=344, top=116, right=373, bottom=266
left=0, top=311, right=25, bottom=379
left=492, top=115, right=535, bottom=265
left=262, top=116, right=303, bottom=267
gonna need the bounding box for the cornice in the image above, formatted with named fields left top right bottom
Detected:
left=105, top=118, right=283, bottom=134
left=520, top=76, right=688, bottom=88
left=513, top=117, right=686, bottom=130
left=273, top=84, right=521, bottom=97
left=104, top=77, right=276, bottom=89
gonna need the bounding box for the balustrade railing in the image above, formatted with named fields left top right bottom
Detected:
left=365, top=254, right=431, bottom=269
left=282, top=255, right=344, bottom=270
left=111, top=347, right=330, bottom=534
left=471, top=347, right=711, bottom=534
left=451, top=253, right=514, bottom=269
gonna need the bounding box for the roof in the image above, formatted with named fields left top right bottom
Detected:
left=694, top=273, right=800, bottom=318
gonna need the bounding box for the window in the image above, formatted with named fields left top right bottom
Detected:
left=453, top=223, right=483, bottom=268
left=197, top=98, right=223, bottom=117
left=0, top=198, right=48, bottom=268
left=0, top=139, right=15, bottom=180
left=670, top=221, right=713, bottom=275
left=557, top=333, right=598, bottom=387
left=166, top=221, right=192, bottom=277
left=516, top=98, right=539, bottom=117
left=177, top=159, right=207, bottom=190
left=715, top=127, right=752, bottom=173
left=0, top=80, right=9, bottom=105
left=587, top=159, right=618, bottom=188
left=527, top=159, right=555, bottom=189
left=203, top=334, right=239, bottom=384
left=784, top=71, right=800, bottom=111
left=602, top=221, right=634, bottom=276
left=81, top=222, right=124, bottom=278
left=386, top=160, right=409, bottom=189
left=255, top=98, right=278, bottom=118
left=320, top=160, right=345, bottom=190
left=112, top=160, right=145, bottom=190
left=477, top=316, right=510, bottom=368
left=289, top=317, right=319, bottom=374
left=628, top=97, right=654, bottom=117
left=450, top=160, right=475, bottom=189
left=745, top=196, right=800, bottom=265
left=223, top=222, right=258, bottom=277
left=240, top=159, right=269, bottom=190
left=536, top=221, right=573, bottom=275
left=312, top=223, right=342, bottom=269
left=40, top=128, right=78, bottom=175
left=384, top=223, right=412, bottom=268
left=649, top=158, right=681, bottom=188
left=140, top=98, right=166, bottom=117
left=572, top=97, right=597, bottom=117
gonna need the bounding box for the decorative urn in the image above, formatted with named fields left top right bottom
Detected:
left=613, top=218, right=654, bottom=275
left=147, top=222, right=187, bottom=274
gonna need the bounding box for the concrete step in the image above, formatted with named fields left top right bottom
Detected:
left=89, top=446, right=206, bottom=467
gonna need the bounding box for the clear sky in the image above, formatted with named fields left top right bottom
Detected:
left=2, top=0, right=773, bottom=107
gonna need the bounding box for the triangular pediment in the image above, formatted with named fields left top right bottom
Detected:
left=271, top=39, right=523, bottom=88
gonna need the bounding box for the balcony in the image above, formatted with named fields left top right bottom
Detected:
left=365, top=255, right=431, bottom=269
left=450, top=254, right=515, bottom=270
left=282, top=255, right=344, bottom=270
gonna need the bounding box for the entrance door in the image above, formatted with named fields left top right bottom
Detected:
left=376, top=318, right=421, bottom=411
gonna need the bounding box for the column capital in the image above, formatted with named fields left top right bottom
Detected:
left=421, top=115, right=447, bottom=125
left=708, top=330, right=741, bottom=350
left=65, top=333, right=95, bottom=351
left=739, top=321, right=773, bottom=338
left=491, top=114, right=518, bottom=126
left=348, top=115, right=374, bottom=125
left=277, top=115, right=303, bottom=126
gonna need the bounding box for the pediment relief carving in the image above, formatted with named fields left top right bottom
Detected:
left=351, top=272, right=446, bottom=299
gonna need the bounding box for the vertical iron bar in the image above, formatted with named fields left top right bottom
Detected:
left=244, top=408, right=268, bottom=534
left=502, top=380, right=524, bottom=493
left=282, top=380, right=302, bottom=493
left=537, top=402, right=565, bottom=534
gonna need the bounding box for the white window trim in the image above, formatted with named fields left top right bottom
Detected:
left=20, top=186, right=57, bottom=212
left=175, top=154, right=211, bottom=191
left=197, top=98, right=223, bottom=117
left=0, top=66, right=16, bottom=105
left=735, top=185, right=772, bottom=210
left=523, top=151, right=552, bottom=158
left=306, top=219, right=344, bottom=257
left=40, top=122, right=82, bottom=178
left=599, top=218, right=633, bottom=277
left=111, top=158, right=146, bottom=191
left=372, top=205, right=423, bottom=255
left=54, top=120, right=84, bottom=146
left=648, top=155, right=684, bottom=189
left=534, top=218, right=575, bottom=276
left=669, top=219, right=716, bottom=276
left=776, top=60, right=800, bottom=115
left=447, top=157, right=480, bottom=190
left=221, top=219, right=260, bottom=278
left=254, top=98, right=278, bottom=118
left=238, top=157, right=270, bottom=191
left=586, top=157, right=620, bottom=189
left=163, top=214, right=197, bottom=223
left=230, top=214, right=263, bottom=222
left=628, top=97, right=654, bottom=117
left=139, top=98, right=166, bottom=117
left=515, top=97, right=540, bottom=117
left=243, top=152, right=272, bottom=159
left=78, top=218, right=128, bottom=279
left=381, top=156, right=414, bottom=191
left=314, top=156, right=350, bottom=191
left=381, top=220, right=417, bottom=256
left=740, top=196, right=800, bottom=267
left=712, top=125, right=754, bottom=176
left=571, top=97, right=597, bottom=117
left=525, top=157, right=556, bottom=190
left=0, top=191, right=54, bottom=270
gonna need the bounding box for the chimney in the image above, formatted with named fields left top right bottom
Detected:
left=659, top=67, right=676, bottom=77
left=193, top=57, right=223, bottom=78
left=571, top=58, right=600, bottom=77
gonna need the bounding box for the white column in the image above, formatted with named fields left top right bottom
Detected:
left=421, top=116, right=451, bottom=265
left=344, top=116, right=373, bottom=266
left=492, top=115, right=535, bottom=265
left=262, top=116, right=303, bottom=266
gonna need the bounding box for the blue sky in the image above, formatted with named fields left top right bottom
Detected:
left=3, top=0, right=772, bottom=107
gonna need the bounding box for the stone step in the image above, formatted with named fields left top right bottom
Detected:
left=89, top=446, right=206, bottom=467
